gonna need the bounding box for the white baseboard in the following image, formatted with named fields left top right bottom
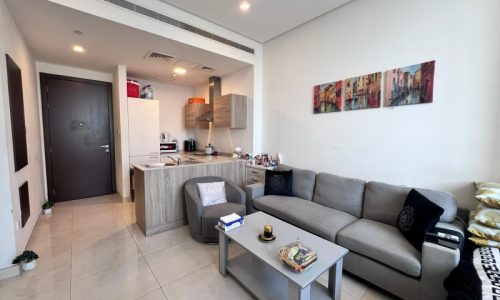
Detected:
left=0, top=264, right=20, bottom=281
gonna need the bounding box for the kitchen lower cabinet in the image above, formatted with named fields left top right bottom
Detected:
left=134, top=160, right=247, bottom=236
left=246, top=165, right=266, bottom=185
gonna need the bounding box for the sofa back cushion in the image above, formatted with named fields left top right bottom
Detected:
left=312, top=173, right=365, bottom=218
left=363, top=181, right=457, bottom=226
left=277, top=164, right=316, bottom=201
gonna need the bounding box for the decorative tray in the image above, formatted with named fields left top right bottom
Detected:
left=279, top=238, right=317, bottom=273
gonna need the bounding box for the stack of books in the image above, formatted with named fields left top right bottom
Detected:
left=218, top=213, right=244, bottom=231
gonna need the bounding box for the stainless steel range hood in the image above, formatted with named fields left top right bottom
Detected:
left=197, top=76, right=221, bottom=122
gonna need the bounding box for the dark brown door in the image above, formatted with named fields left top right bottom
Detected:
left=40, top=74, right=115, bottom=202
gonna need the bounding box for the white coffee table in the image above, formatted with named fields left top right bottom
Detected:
left=216, top=211, right=348, bottom=300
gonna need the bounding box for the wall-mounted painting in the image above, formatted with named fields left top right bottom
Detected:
left=344, top=72, right=381, bottom=111
left=313, top=80, right=342, bottom=114
left=384, top=60, right=435, bottom=107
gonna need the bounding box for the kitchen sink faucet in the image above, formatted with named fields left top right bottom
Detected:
left=165, top=156, right=181, bottom=165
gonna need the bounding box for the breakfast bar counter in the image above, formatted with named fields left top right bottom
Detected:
left=133, top=154, right=247, bottom=236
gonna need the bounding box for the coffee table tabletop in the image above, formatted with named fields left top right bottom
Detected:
left=217, top=211, right=348, bottom=300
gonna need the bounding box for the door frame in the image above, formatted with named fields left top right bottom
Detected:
left=39, top=73, right=116, bottom=202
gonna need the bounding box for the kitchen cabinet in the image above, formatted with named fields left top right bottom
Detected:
left=128, top=98, right=160, bottom=157
left=213, top=94, right=246, bottom=129
left=185, top=103, right=209, bottom=129
left=246, top=165, right=266, bottom=185
left=134, top=159, right=247, bottom=236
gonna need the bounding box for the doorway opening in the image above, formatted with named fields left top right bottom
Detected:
left=40, top=73, right=115, bottom=202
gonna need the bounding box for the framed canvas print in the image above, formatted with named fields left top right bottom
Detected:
left=384, top=60, right=435, bottom=107
left=313, top=80, right=342, bottom=114
left=344, top=72, right=381, bottom=111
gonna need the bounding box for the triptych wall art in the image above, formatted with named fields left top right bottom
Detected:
left=313, top=60, right=435, bottom=114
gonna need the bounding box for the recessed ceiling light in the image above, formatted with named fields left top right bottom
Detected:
left=240, top=1, right=250, bottom=12
left=173, top=67, right=186, bottom=75
left=72, top=45, right=85, bottom=53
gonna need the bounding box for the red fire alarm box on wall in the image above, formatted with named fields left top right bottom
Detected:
left=127, top=79, right=140, bottom=98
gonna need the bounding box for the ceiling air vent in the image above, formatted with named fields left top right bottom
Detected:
left=104, top=0, right=255, bottom=54
left=154, top=75, right=176, bottom=83
left=144, top=51, right=175, bottom=62
left=194, top=65, right=216, bottom=73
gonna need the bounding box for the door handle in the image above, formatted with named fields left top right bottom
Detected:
left=100, top=145, right=110, bottom=148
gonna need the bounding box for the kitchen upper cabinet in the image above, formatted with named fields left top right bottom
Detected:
left=185, top=103, right=209, bottom=129
left=213, top=94, right=246, bottom=129
left=128, top=98, right=160, bottom=156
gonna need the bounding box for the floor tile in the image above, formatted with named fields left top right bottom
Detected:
left=136, top=289, right=167, bottom=300
left=144, top=241, right=213, bottom=286
left=71, top=236, right=141, bottom=279
left=20, top=281, right=70, bottom=300
left=162, top=264, right=251, bottom=300
left=0, top=252, right=71, bottom=299
left=0, top=194, right=392, bottom=300
left=343, top=273, right=369, bottom=299
left=129, top=224, right=190, bottom=255
left=71, top=219, right=131, bottom=252
left=71, top=256, right=159, bottom=300
left=341, top=291, right=359, bottom=300
left=362, top=286, right=397, bottom=300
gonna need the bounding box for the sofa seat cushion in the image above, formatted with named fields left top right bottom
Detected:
left=253, top=195, right=358, bottom=242
left=337, top=218, right=422, bottom=277
left=202, top=202, right=246, bottom=239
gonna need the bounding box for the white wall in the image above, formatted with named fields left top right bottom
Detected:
left=112, top=65, right=129, bottom=198
left=193, top=67, right=254, bottom=154
left=35, top=62, right=112, bottom=82
left=262, top=0, right=500, bottom=210
left=0, top=0, right=45, bottom=268
left=129, top=78, right=194, bottom=144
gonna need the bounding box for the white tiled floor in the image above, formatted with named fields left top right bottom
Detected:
left=0, top=194, right=396, bottom=299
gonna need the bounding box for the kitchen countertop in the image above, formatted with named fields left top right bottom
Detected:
left=133, top=151, right=246, bottom=172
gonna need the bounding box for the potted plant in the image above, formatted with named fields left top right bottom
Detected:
left=12, top=250, right=39, bottom=271
left=42, top=200, right=54, bottom=214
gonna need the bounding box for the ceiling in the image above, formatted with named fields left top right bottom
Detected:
left=159, top=0, right=352, bottom=42
left=4, top=0, right=250, bottom=87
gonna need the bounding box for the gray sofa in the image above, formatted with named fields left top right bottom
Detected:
left=245, top=165, right=463, bottom=300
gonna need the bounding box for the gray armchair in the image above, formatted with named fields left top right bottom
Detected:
left=184, top=176, right=246, bottom=243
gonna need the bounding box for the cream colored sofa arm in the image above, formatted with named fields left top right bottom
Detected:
left=420, top=239, right=461, bottom=300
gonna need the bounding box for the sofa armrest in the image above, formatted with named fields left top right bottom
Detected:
left=245, top=183, right=265, bottom=213
left=184, top=183, right=204, bottom=240
left=225, top=181, right=246, bottom=207
left=420, top=232, right=462, bottom=299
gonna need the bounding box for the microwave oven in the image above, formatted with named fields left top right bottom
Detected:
left=160, top=142, right=178, bottom=153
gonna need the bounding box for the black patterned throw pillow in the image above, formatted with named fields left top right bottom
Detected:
left=397, top=189, right=444, bottom=251
left=264, top=170, right=293, bottom=196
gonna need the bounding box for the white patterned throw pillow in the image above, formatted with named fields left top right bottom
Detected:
left=197, top=182, right=227, bottom=206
